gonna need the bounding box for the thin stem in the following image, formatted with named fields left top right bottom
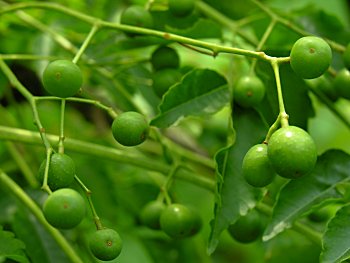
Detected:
left=0, top=171, right=83, bottom=263
left=160, top=164, right=180, bottom=205
left=0, top=58, right=52, bottom=150
left=72, top=22, right=100, bottom=64
left=263, top=117, right=281, bottom=143
left=74, top=175, right=103, bottom=230
left=42, top=148, right=53, bottom=195
left=58, top=99, right=66, bottom=154
left=251, top=18, right=277, bottom=73
left=0, top=125, right=216, bottom=192
left=0, top=54, right=56, bottom=60
left=270, top=59, right=289, bottom=127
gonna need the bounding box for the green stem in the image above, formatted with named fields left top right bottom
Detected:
left=72, top=22, right=100, bottom=64
left=270, top=59, right=289, bottom=127
left=0, top=125, right=215, bottom=192
left=74, top=175, right=103, bottom=230
left=264, top=117, right=281, bottom=143
left=5, top=142, right=39, bottom=188
left=0, top=58, right=52, bottom=150
left=42, top=148, right=53, bottom=195
left=0, top=54, right=56, bottom=60
left=58, top=99, right=66, bottom=154
left=0, top=171, right=83, bottom=263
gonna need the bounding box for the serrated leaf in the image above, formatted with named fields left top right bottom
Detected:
left=208, top=107, right=267, bottom=254
left=0, top=226, right=29, bottom=263
left=263, top=150, right=350, bottom=241
left=151, top=69, right=229, bottom=128
left=321, top=204, right=350, bottom=263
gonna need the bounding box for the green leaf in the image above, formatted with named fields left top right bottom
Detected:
left=263, top=150, right=350, bottom=241
left=208, top=107, right=267, bottom=254
left=151, top=69, right=229, bottom=128
left=0, top=226, right=29, bottom=263
left=321, top=204, right=350, bottom=263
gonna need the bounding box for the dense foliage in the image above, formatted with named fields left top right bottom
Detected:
left=0, top=0, right=350, bottom=262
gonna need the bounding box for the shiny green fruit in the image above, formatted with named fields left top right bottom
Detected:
left=334, top=68, right=350, bottom=100
left=290, top=36, right=332, bottom=79
left=242, top=144, right=275, bottom=187
left=234, top=75, right=265, bottom=108
left=120, top=6, right=153, bottom=29
left=43, top=188, right=85, bottom=229
left=38, top=153, right=75, bottom=191
left=267, top=126, right=317, bottom=179
left=168, top=0, right=195, bottom=17
left=89, top=228, right=122, bottom=261
left=151, top=46, right=180, bottom=71
left=140, top=201, right=166, bottom=230
left=43, top=60, right=82, bottom=98
left=152, top=68, right=182, bottom=97
left=112, top=111, right=149, bottom=146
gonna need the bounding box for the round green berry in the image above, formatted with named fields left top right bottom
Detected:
left=43, top=188, right=85, bottom=229
left=140, top=201, right=166, bottom=230
left=228, top=210, right=264, bottom=243
left=234, top=75, right=265, bottom=108
left=112, top=111, right=149, bottom=146
left=152, top=68, right=182, bottom=97
left=343, top=43, right=350, bottom=69
left=160, top=204, right=201, bottom=238
left=267, top=126, right=317, bottom=179
left=89, top=228, right=122, bottom=261
left=42, top=60, right=82, bottom=98
left=151, top=46, right=180, bottom=71
left=306, top=75, right=338, bottom=101
left=242, top=144, right=275, bottom=187
left=290, top=36, right=332, bottom=79
left=334, top=68, right=350, bottom=100
left=120, top=6, right=153, bottom=29
left=168, top=0, right=195, bottom=17
left=38, top=153, right=75, bottom=191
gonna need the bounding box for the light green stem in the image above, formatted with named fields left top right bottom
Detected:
left=58, top=99, right=66, bottom=154
left=0, top=171, right=83, bottom=263
left=0, top=54, right=56, bottom=60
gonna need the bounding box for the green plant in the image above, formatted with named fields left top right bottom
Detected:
left=334, top=68, right=350, bottom=100
left=228, top=209, right=265, bottom=243
left=111, top=111, right=149, bottom=146
left=88, top=228, right=122, bottom=261
left=37, top=153, right=75, bottom=190
left=160, top=203, right=201, bottom=238
left=2, top=1, right=350, bottom=262
left=43, top=188, right=85, bottom=229
left=42, top=60, right=83, bottom=98
left=242, top=143, right=275, bottom=187
left=343, top=43, right=350, bottom=69
left=151, top=46, right=180, bottom=71
left=290, top=36, right=332, bottom=79
left=234, top=75, right=265, bottom=107
left=139, top=200, right=166, bottom=230
left=168, top=0, right=195, bottom=17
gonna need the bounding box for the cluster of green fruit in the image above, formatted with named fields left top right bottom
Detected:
left=139, top=201, right=202, bottom=239
left=41, top=61, right=125, bottom=261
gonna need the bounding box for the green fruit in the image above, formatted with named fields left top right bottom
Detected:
left=152, top=68, right=182, bottom=97
left=140, top=201, right=166, bottom=230
left=242, top=144, right=275, bottom=187
left=234, top=75, right=265, bottom=107
left=38, top=153, right=75, bottom=191
left=334, top=68, right=350, bottom=100
left=160, top=204, right=201, bottom=238
left=168, top=0, right=195, bottom=17
left=343, top=43, right=350, bottom=69
left=112, top=111, right=149, bottom=146
left=228, top=209, right=264, bottom=243
left=151, top=46, right=180, bottom=71
left=290, top=36, right=332, bottom=79
left=89, top=228, right=122, bottom=261
left=43, top=188, right=85, bottom=229
left=267, top=126, right=317, bottom=179
left=120, top=6, right=153, bottom=29
left=42, top=60, right=82, bottom=98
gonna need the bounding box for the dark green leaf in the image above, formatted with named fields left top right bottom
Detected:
left=263, top=150, right=350, bottom=241
left=208, top=107, right=267, bottom=254
left=0, top=226, right=29, bottom=263
left=321, top=204, right=350, bottom=263
left=151, top=69, right=229, bottom=128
